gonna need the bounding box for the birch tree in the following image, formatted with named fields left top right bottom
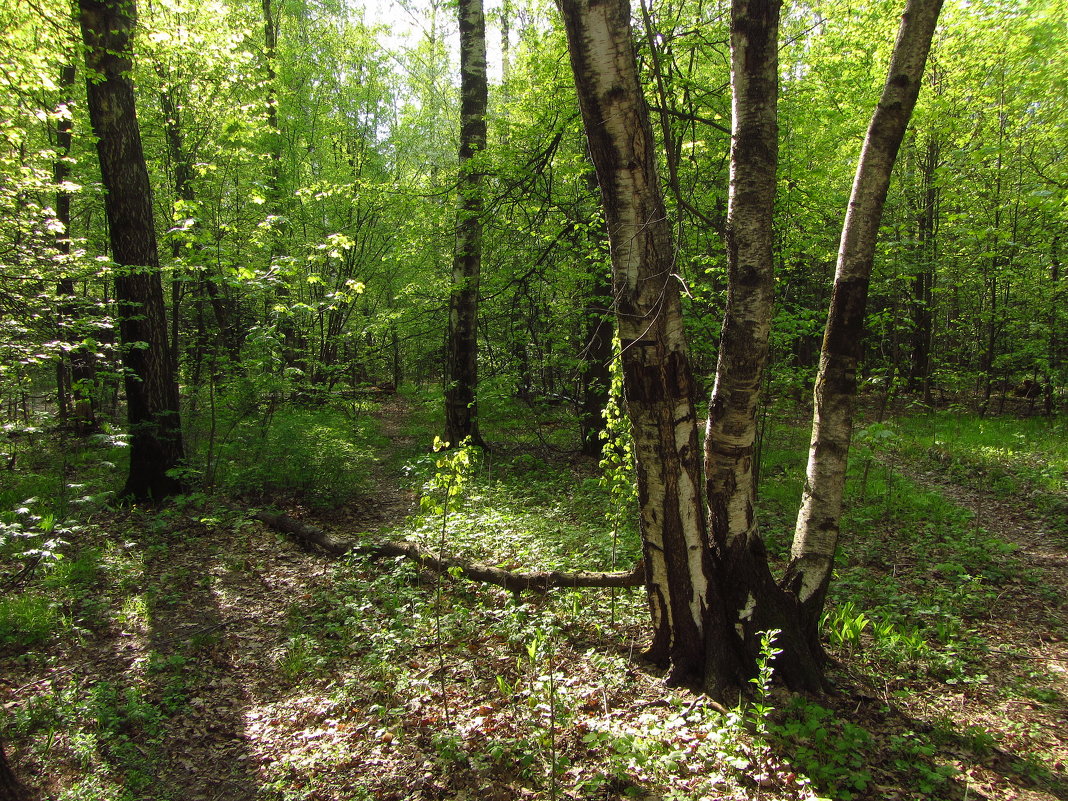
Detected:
left=444, top=0, right=489, bottom=445
left=786, top=0, right=945, bottom=633
left=559, top=0, right=714, bottom=684
left=561, top=0, right=942, bottom=694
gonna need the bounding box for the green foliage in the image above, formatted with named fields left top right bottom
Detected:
left=208, top=405, right=381, bottom=507
left=0, top=593, right=60, bottom=649
left=770, top=698, right=874, bottom=800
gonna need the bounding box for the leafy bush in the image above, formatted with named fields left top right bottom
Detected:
left=209, top=406, right=382, bottom=507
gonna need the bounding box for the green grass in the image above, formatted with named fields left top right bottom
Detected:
left=204, top=404, right=386, bottom=507
left=0, top=593, right=60, bottom=649
left=891, top=410, right=1068, bottom=531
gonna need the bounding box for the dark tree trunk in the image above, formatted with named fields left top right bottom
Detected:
left=80, top=0, right=185, bottom=502
left=444, top=0, right=489, bottom=447
left=907, top=135, right=938, bottom=402
left=0, top=739, right=25, bottom=801
left=157, top=84, right=241, bottom=365
left=54, top=64, right=98, bottom=433
left=578, top=263, right=613, bottom=457
left=1047, top=235, right=1061, bottom=416
left=786, top=0, right=943, bottom=633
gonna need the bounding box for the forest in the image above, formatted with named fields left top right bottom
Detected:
left=0, top=0, right=1065, bottom=798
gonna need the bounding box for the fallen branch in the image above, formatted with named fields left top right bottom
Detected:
left=254, top=510, right=645, bottom=593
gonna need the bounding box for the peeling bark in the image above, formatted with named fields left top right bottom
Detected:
left=559, top=0, right=712, bottom=686
left=696, top=0, right=828, bottom=695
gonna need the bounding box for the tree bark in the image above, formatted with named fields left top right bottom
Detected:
left=786, top=0, right=943, bottom=631
left=444, top=0, right=489, bottom=447
left=699, top=0, right=827, bottom=694
left=80, top=0, right=185, bottom=502
left=559, top=0, right=712, bottom=687
left=0, top=739, right=25, bottom=801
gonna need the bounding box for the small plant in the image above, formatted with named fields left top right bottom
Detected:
left=747, top=628, right=782, bottom=741
left=823, top=601, right=870, bottom=652
left=771, top=698, right=873, bottom=799
left=598, top=344, right=638, bottom=626
left=277, top=634, right=321, bottom=680
left=421, top=435, right=476, bottom=727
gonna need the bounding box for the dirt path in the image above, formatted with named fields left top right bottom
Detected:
left=11, top=395, right=421, bottom=800
left=886, top=459, right=1068, bottom=801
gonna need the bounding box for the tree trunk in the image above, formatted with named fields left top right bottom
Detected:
left=907, top=134, right=938, bottom=402
left=786, top=0, right=943, bottom=632
left=559, top=0, right=712, bottom=687
left=444, top=0, right=489, bottom=447
left=578, top=264, right=613, bottom=457
left=54, top=63, right=98, bottom=433
left=1047, top=235, right=1061, bottom=416
left=157, top=83, right=241, bottom=365
left=80, top=0, right=185, bottom=502
left=0, top=739, right=25, bottom=801
left=700, top=0, right=827, bottom=694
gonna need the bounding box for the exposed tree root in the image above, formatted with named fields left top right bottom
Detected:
left=254, top=510, right=645, bottom=593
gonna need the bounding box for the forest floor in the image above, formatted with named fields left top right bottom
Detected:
left=2, top=392, right=1066, bottom=800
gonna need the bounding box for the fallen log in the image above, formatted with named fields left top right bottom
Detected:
left=253, top=510, right=644, bottom=593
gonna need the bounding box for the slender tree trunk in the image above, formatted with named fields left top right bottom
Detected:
left=444, top=0, right=489, bottom=446
left=907, top=134, right=938, bottom=402
left=260, top=0, right=300, bottom=371
left=157, top=84, right=241, bottom=365
left=80, top=0, right=185, bottom=502
left=54, top=64, right=98, bottom=433
left=579, top=263, right=613, bottom=456
left=1047, top=235, right=1061, bottom=416
left=560, top=0, right=712, bottom=686
left=786, top=0, right=943, bottom=631
left=700, top=0, right=826, bottom=694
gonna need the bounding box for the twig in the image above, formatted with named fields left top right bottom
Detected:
left=11, top=667, right=75, bottom=696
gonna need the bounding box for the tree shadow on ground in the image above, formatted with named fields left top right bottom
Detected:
left=137, top=521, right=261, bottom=799
left=776, top=683, right=1068, bottom=801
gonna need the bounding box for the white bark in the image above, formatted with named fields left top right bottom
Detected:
left=789, top=0, right=944, bottom=609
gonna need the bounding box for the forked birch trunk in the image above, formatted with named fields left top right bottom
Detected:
left=444, top=0, right=489, bottom=446
left=559, top=0, right=712, bottom=685
left=786, top=0, right=944, bottom=628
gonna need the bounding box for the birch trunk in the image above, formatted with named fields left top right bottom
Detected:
left=444, top=0, right=489, bottom=446
left=786, top=0, right=944, bottom=627
left=559, top=0, right=712, bottom=685
left=698, top=0, right=826, bottom=693
left=80, top=0, right=185, bottom=502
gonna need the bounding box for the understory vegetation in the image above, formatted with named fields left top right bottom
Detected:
left=2, top=388, right=1065, bottom=800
